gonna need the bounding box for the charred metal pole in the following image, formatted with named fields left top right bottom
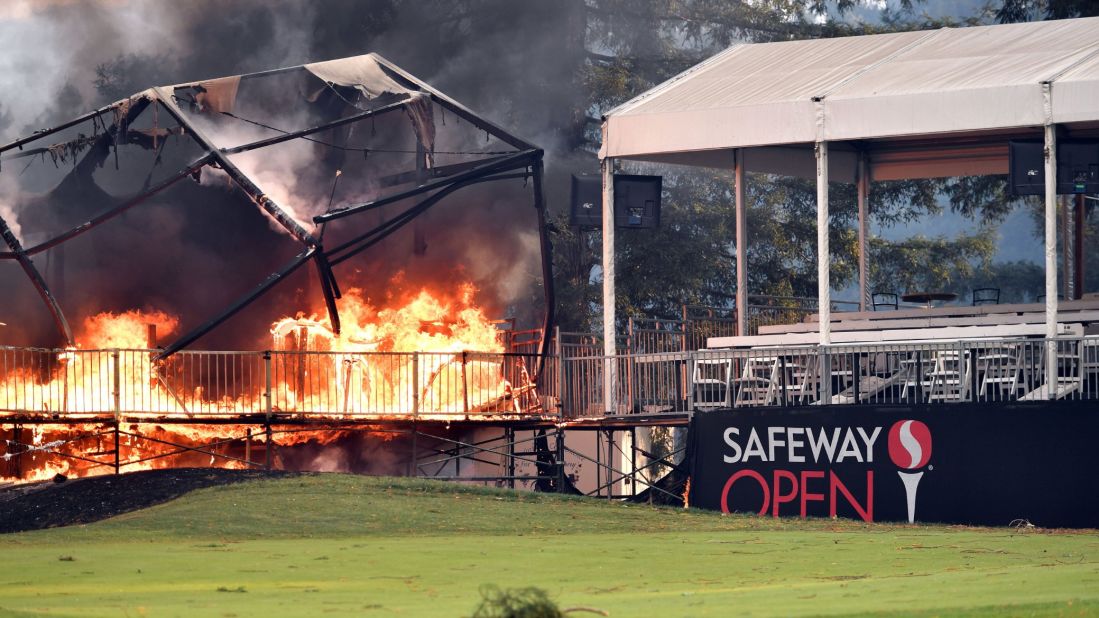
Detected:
left=313, top=254, right=342, bottom=334
left=506, top=426, right=516, bottom=490
left=113, top=422, right=121, bottom=475
left=325, top=185, right=460, bottom=265
left=555, top=426, right=566, bottom=493
left=11, top=426, right=22, bottom=479
left=155, top=249, right=316, bottom=360
left=158, top=85, right=348, bottom=348
left=265, top=423, right=273, bottom=471
left=531, top=158, right=555, bottom=381
left=0, top=100, right=124, bottom=155
left=325, top=171, right=533, bottom=266
left=0, top=155, right=212, bottom=260
left=152, top=87, right=319, bottom=248
left=315, top=149, right=540, bottom=224
left=218, top=98, right=409, bottom=155
left=0, top=214, right=74, bottom=346
left=371, top=54, right=538, bottom=152
left=410, top=422, right=418, bottom=478
left=377, top=158, right=512, bottom=189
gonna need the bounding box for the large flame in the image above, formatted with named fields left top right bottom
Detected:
left=1, top=283, right=538, bottom=483
left=81, top=309, right=180, bottom=349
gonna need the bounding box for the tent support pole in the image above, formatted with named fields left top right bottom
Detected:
left=0, top=216, right=74, bottom=346
left=315, top=150, right=539, bottom=224
left=1063, top=195, right=1072, bottom=300
left=1043, top=103, right=1058, bottom=400
left=602, top=155, right=617, bottom=415
left=532, top=157, right=556, bottom=379
left=152, top=87, right=319, bottom=248
left=734, top=149, right=747, bottom=336
left=816, top=141, right=831, bottom=346
left=1075, top=194, right=1085, bottom=298
left=857, top=151, right=869, bottom=312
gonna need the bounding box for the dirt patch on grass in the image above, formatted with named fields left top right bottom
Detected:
left=0, top=468, right=295, bottom=534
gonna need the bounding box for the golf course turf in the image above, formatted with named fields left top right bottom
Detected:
left=1, top=472, right=1096, bottom=617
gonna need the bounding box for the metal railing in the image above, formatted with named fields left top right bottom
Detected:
left=555, top=336, right=1099, bottom=419
left=744, top=295, right=860, bottom=337
left=627, top=298, right=862, bottom=354
left=0, top=347, right=551, bottom=418
left=4, top=335, right=1096, bottom=420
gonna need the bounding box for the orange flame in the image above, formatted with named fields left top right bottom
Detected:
left=1, top=283, right=538, bottom=483
left=81, top=309, right=179, bottom=349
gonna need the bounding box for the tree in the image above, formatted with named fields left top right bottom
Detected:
left=70, top=0, right=1062, bottom=333
left=569, top=0, right=1023, bottom=331
left=992, top=0, right=1099, bottom=23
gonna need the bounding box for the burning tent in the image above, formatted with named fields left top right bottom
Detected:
left=0, top=54, right=556, bottom=482
left=0, top=53, right=552, bottom=358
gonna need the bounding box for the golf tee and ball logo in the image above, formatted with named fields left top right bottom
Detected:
left=888, top=420, right=932, bottom=523
left=718, top=419, right=933, bottom=523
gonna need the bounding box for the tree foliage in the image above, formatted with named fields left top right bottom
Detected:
left=993, top=0, right=1099, bottom=23
left=562, top=0, right=1077, bottom=331
left=76, top=0, right=1082, bottom=332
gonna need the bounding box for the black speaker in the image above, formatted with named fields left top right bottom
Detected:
left=1058, top=141, right=1099, bottom=194
left=1009, top=141, right=1044, bottom=196
left=569, top=174, right=602, bottom=227
left=1010, top=140, right=1099, bottom=196
left=613, top=174, right=662, bottom=228
left=569, top=173, right=662, bottom=228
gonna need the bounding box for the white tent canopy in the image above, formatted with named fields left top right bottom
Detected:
left=597, top=17, right=1099, bottom=410
left=601, top=17, right=1099, bottom=179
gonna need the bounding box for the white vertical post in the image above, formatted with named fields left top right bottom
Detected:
left=1063, top=194, right=1073, bottom=300
left=734, top=149, right=747, bottom=336
left=816, top=141, right=831, bottom=346
left=602, top=158, right=617, bottom=414
left=1043, top=107, right=1058, bottom=400
left=857, top=152, right=869, bottom=312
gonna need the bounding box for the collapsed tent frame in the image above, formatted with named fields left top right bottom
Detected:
left=0, top=54, right=555, bottom=369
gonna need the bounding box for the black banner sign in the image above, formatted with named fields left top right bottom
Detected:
left=687, top=401, right=1099, bottom=528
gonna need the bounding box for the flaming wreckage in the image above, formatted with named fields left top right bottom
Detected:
left=0, top=55, right=595, bottom=487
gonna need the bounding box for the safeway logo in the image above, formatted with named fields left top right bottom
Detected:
left=888, top=420, right=932, bottom=523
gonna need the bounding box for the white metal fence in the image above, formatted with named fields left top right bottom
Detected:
left=0, top=347, right=548, bottom=417
left=556, top=336, right=1099, bottom=418
left=3, top=336, right=1097, bottom=419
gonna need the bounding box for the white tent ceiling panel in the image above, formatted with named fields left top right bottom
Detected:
left=602, top=16, right=1099, bottom=176
left=625, top=31, right=924, bottom=114
left=826, top=19, right=1098, bottom=97
left=304, top=55, right=415, bottom=99
left=603, top=100, right=818, bottom=157
left=824, top=85, right=1047, bottom=142
left=1052, top=53, right=1099, bottom=124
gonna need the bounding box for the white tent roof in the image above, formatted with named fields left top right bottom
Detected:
left=601, top=17, right=1099, bottom=181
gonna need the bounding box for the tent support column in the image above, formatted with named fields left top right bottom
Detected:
left=602, top=156, right=617, bottom=415
left=1043, top=111, right=1058, bottom=400
left=816, top=141, right=831, bottom=346
left=1063, top=195, right=1072, bottom=300
left=857, top=152, right=869, bottom=312
left=734, top=149, right=747, bottom=336
left=1075, top=194, right=1086, bottom=298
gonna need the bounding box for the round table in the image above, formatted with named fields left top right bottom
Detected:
left=901, top=292, right=958, bottom=308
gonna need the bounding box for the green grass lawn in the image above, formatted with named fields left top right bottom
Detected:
left=1, top=474, right=1097, bottom=617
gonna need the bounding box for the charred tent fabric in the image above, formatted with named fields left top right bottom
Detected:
left=0, top=54, right=553, bottom=363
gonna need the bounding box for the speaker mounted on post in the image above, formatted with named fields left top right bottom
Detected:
left=569, top=173, right=662, bottom=229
